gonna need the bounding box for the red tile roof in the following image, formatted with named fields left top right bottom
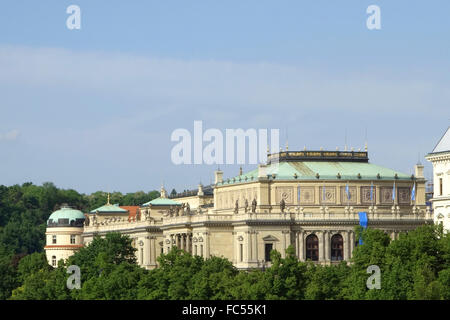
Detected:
left=120, top=206, right=141, bottom=222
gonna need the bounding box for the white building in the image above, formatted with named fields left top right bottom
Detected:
left=45, top=205, right=85, bottom=267
left=426, top=126, right=450, bottom=232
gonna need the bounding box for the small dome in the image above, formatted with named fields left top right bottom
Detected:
left=47, top=206, right=85, bottom=227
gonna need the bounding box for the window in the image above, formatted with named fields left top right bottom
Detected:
left=264, top=243, right=273, bottom=262
left=70, top=235, right=76, bottom=244
left=440, top=178, right=443, bottom=196
left=140, top=248, right=143, bottom=264
left=200, top=245, right=204, bottom=257
left=306, top=234, right=319, bottom=261
left=331, top=234, right=344, bottom=261
left=161, top=247, right=163, bottom=255
left=52, top=235, right=57, bottom=244
left=194, top=245, right=197, bottom=256
left=52, top=256, right=56, bottom=267
left=240, top=244, right=243, bottom=262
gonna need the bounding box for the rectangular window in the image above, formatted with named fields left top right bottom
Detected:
left=140, top=248, right=143, bottom=264
left=52, top=235, right=57, bottom=244
left=440, top=178, right=443, bottom=195
left=265, top=243, right=273, bottom=262
left=200, top=245, right=203, bottom=257
left=52, top=256, right=56, bottom=267
left=161, top=247, right=163, bottom=255
left=240, top=244, right=243, bottom=262
left=194, top=245, right=197, bottom=256
left=70, top=235, right=76, bottom=244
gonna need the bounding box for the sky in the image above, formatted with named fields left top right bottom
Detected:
left=0, top=0, right=449, bottom=194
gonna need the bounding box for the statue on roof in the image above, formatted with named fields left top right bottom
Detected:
left=252, top=198, right=257, bottom=213
left=280, top=198, right=286, bottom=213
left=234, top=200, right=239, bottom=214
left=185, top=203, right=191, bottom=215
left=244, top=199, right=249, bottom=213
left=84, top=215, right=90, bottom=227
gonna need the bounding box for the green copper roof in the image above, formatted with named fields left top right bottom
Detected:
left=142, top=197, right=181, bottom=206
left=218, top=161, right=412, bottom=186
left=48, top=207, right=85, bottom=224
left=90, top=203, right=128, bottom=214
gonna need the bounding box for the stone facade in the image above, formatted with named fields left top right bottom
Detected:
left=77, top=150, right=432, bottom=270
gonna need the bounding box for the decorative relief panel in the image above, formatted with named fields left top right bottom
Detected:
left=319, top=187, right=336, bottom=204
left=340, top=186, right=357, bottom=204
left=276, top=187, right=294, bottom=204
left=361, top=186, right=376, bottom=204
left=299, top=186, right=315, bottom=204
left=380, top=187, right=394, bottom=204
left=398, top=187, right=411, bottom=204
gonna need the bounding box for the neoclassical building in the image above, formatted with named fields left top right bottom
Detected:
left=46, top=149, right=432, bottom=269
left=426, top=126, right=450, bottom=232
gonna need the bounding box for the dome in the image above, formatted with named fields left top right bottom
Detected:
left=47, top=206, right=85, bottom=227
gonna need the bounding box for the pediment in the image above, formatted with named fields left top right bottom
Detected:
left=437, top=213, right=444, bottom=219
left=262, top=235, right=279, bottom=242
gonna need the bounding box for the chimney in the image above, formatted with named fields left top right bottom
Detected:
left=415, top=163, right=424, bottom=179
left=258, top=164, right=267, bottom=178
left=214, top=170, right=223, bottom=184
left=198, top=184, right=204, bottom=196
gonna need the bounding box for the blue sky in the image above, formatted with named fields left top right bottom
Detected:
left=0, top=1, right=449, bottom=194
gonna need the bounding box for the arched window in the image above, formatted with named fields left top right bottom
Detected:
left=331, top=234, right=344, bottom=261
left=306, top=234, right=319, bottom=261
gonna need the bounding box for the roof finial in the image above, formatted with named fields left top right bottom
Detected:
left=286, top=127, right=289, bottom=151
left=106, top=193, right=110, bottom=205
left=365, top=127, right=368, bottom=152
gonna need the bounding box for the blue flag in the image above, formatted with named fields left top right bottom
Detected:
left=297, top=186, right=301, bottom=202
left=411, top=182, right=416, bottom=201
left=358, top=212, right=368, bottom=245
left=370, top=182, right=374, bottom=202
left=392, top=181, right=396, bottom=201
left=345, top=183, right=350, bottom=200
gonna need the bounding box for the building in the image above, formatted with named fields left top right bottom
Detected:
left=426, top=126, right=450, bottom=232
left=46, top=149, right=432, bottom=269
left=45, top=205, right=85, bottom=267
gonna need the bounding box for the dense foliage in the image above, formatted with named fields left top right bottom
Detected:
left=0, top=182, right=449, bottom=300
left=0, top=182, right=159, bottom=299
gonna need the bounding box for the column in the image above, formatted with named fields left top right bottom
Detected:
left=247, top=231, right=252, bottom=262
left=295, top=231, right=299, bottom=258
left=324, top=231, right=330, bottom=262
left=299, top=231, right=305, bottom=261
left=282, top=231, right=287, bottom=258
left=344, top=231, right=350, bottom=261
left=319, top=232, right=325, bottom=262
left=187, top=233, right=192, bottom=254
left=350, top=231, right=355, bottom=258
left=205, top=232, right=210, bottom=259
left=144, top=236, right=151, bottom=266
left=181, top=233, right=185, bottom=251
left=252, top=231, right=258, bottom=262
left=175, top=234, right=180, bottom=249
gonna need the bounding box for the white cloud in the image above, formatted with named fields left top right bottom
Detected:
left=0, top=44, right=447, bottom=117
left=0, top=129, right=20, bottom=141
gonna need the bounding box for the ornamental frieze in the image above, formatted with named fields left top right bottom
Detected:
left=319, top=186, right=336, bottom=204
left=340, top=186, right=357, bottom=204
